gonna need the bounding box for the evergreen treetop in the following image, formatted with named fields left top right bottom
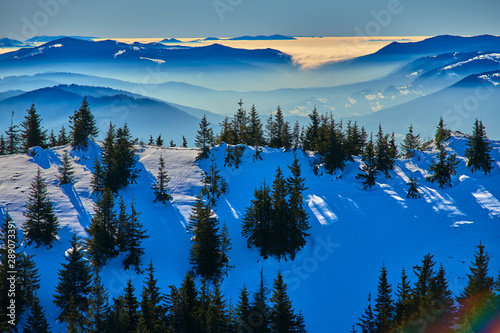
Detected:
left=21, top=103, right=48, bottom=152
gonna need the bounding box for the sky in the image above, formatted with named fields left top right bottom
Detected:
left=1, top=0, right=499, bottom=40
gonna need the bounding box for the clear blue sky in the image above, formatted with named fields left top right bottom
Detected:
left=1, top=0, right=499, bottom=40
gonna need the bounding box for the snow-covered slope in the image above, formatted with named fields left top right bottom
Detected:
left=1, top=135, right=500, bottom=332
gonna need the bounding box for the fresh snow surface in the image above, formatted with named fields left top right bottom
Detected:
left=0, top=136, right=499, bottom=332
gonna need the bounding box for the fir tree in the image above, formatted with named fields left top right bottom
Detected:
left=426, top=143, right=458, bottom=189
left=86, top=272, right=110, bottom=333
left=23, top=168, right=60, bottom=248
left=374, top=265, right=393, bottom=333
left=412, top=253, right=436, bottom=311
left=393, top=268, right=412, bottom=329
left=269, top=271, right=297, bottom=333
left=218, top=116, right=235, bottom=145
left=182, top=135, right=188, bottom=147
left=236, top=285, right=252, bottom=332
left=48, top=129, right=57, bottom=148
left=156, top=134, right=164, bottom=146
left=248, top=104, right=264, bottom=147
left=206, top=279, right=230, bottom=333
left=0, top=135, right=5, bottom=155
left=435, top=117, right=449, bottom=147
left=139, top=260, right=166, bottom=333
left=109, top=278, right=140, bottom=333
left=356, top=135, right=378, bottom=190
left=58, top=125, right=69, bottom=145
left=428, top=264, right=455, bottom=330
left=188, top=198, right=224, bottom=282
left=375, top=124, right=393, bottom=178
left=152, top=154, right=173, bottom=204
left=24, top=293, right=51, bottom=333
left=252, top=268, right=270, bottom=333
left=303, top=107, right=320, bottom=151
left=271, top=166, right=291, bottom=261
left=357, top=293, right=375, bottom=333
left=114, top=123, right=139, bottom=190
left=292, top=121, right=302, bottom=150
left=170, top=139, right=176, bottom=147
left=345, top=120, right=364, bottom=160
left=53, top=232, right=92, bottom=323
left=200, top=156, right=228, bottom=207
left=220, top=222, right=233, bottom=276
left=406, top=176, right=421, bottom=199
left=58, top=151, right=75, bottom=185
left=85, top=188, right=118, bottom=268
left=323, top=118, right=346, bottom=173
left=465, top=119, right=493, bottom=175
left=122, top=198, right=149, bottom=273
left=401, top=125, right=421, bottom=158
left=148, top=135, right=154, bottom=145
left=167, top=273, right=202, bottom=333
left=233, top=99, right=249, bottom=144
left=63, top=296, right=84, bottom=333
left=5, top=111, right=21, bottom=154
left=20, top=103, right=48, bottom=152
left=195, top=114, right=214, bottom=160
left=69, top=97, right=99, bottom=150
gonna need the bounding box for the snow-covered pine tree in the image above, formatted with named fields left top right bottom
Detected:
left=435, top=117, right=449, bottom=147
left=53, top=232, right=92, bottom=324
left=206, top=279, right=230, bottom=332
left=200, top=156, right=228, bottom=206
left=20, top=103, right=48, bottom=152
left=465, top=119, right=493, bottom=175
left=0, top=135, right=5, bottom=155
left=220, top=222, right=233, bottom=276
left=23, top=168, right=60, bottom=248
left=167, top=273, right=202, bottom=333
left=69, top=97, right=99, bottom=150
left=114, top=123, right=139, bottom=190
left=152, top=154, right=173, bottom=204
left=401, top=124, right=421, bottom=158
left=58, top=151, right=75, bottom=185
left=374, top=265, right=394, bottom=333
left=345, top=120, right=364, bottom=160
left=428, top=264, right=455, bottom=330
left=195, top=114, right=214, bottom=160
left=356, top=134, right=378, bottom=190
left=271, top=166, right=291, bottom=261
left=170, top=139, right=176, bottom=147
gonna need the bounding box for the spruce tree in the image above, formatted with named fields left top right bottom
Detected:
left=170, top=139, right=176, bottom=147
left=0, top=135, right=5, bottom=155
left=206, top=279, right=230, bottom=332
left=435, top=117, right=449, bottom=147
left=139, top=260, right=165, bottom=333
left=271, top=166, right=291, bottom=261
left=323, top=119, right=346, bottom=173
left=152, top=154, right=173, bottom=204
left=374, top=265, right=393, bottom=333
left=345, top=120, right=364, bottom=159
left=23, top=168, right=60, bottom=248
left=86, top=272, right=110, bottom=333
left=218, top=116, right=235, bottom=145
left=393, top=268, right=411, bottom=329
left=406, top=176, right=421, bottom=199
left=252, top=268, right=270, bottom=333
left=156, top=134, right=164, bottom=146
left=401, top=125, right=421, bottom=158
left=63, top=296, right=83, bottom=333
left=375, top=124, right=393, bottom=178
left=122, top=198, right=149, bottom=273
left=356, top=135, right=378, bottom=190
left=114, top=123, right=139, bottom=190
left=69, top=97, right=99, bottom=150
left=53, top=232, right=92, bottom=323
left=357, top=293, right=375, bottom=333
left=20, top=103, right=48, bottom=152
left=49, top=129, right=57, bottom=147
left=24, top=293, right=51, bottom=333
left=412, top=253, right=436, bottom=311
left=167, top=273, right=202, bottom=333
left=58, top=125, right=69, bottom=145
left=236, top=285, right=252, bottom=332
left=182, top=135, right=188, bottom=147
left=195, top=114, right=214, bottom=160
left=58, top=151, right=75, bottom=185
left=220, top=222, right=233, bottom=276
left=269, top=271, right=297, bottom=333
left=303, top=107, right=320, bottom=152
left=200, top=156, right=228, bottom=207
left=428, top=264, right=455, bottom=330
left=292, top=121, right=302, bottom=150
left=148, top=135, right=154, bottom=145
left=85, top=188, right=118, bottom=268
left=248, top=104, right=264, bottom=147
left=109, top=278, right=140, bottom=333
left=232, top=99, right=249, bottom=144
left=465, top=119, right=493, bottom=175
left=188, top=198, right=224, bottom=282
left=5, top=111, right=20, bottom=154
left=426, top=143, right=458, bottom=189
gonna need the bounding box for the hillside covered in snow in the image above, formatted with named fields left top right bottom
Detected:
left=0, top=132, right=499, bottom=332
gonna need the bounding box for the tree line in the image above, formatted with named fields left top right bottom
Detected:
left=353, top=243, right=500, bottom=333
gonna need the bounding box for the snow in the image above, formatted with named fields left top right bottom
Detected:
left=139, top=56, right=165, bottom=64
left=441, top=53, right=500, bottom=71
left=0, top=135, right=500, bottom=332
left=114, top=49, right=126, bottom=58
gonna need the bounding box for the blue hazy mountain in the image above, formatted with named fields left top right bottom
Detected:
left=228, top=34, right=296, bottom=41
left=0, top=38, right=24, bottom=47
left=160, top=38, right=183, bottom=43
left=23, top=35, right=97, bottom=44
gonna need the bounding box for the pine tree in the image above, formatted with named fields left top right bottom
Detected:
left=64, top=296, right=84, bottom=333
left=5, top=111, right=21, bottom=154
left=206, top=279, right=230, bottom=332
left=152, top=154, right=173, bottom=204
left=271, top=166, right=291, bottom=261
left=188, top=198, right=224, bottom=281
left=20, top=103, right=48, bottom=152
left=286, top=156, right=311, bottom=261
left=156, top=134, right=164, bottom=146
left=182, top=135, right=188, bottom=147
left=86, top=272, right=110, bottom=333
left=323, top=118, right=346, bottom=173
left=109, top=278, right=140, bottom=333
left=435, top=117, right=449, bottom=147
left=465, top=119, right=493, bottom=175
left=233, top=99, right=249, bottom=144
left=401, top=125, right=421, bottom=158
left=406, top=176, right=421, bottom=199
left=375, top=124, right=393, bottom=178
left=374, top=265, right=393, bottom=333
left=139, top=260, right=165, bottom=333
left=292, top=121, right=302, bottom=150
left=58, top=125, right=69, bottom=145
left=236, top=285, right=252, bottom=332
left=356, top=135, right=378, bottom=190
left=200, top=156, right=228, bottom=207
left=412, top=253, right=436, bottom=312
left=393, top=268, right=412, bottom=329
left=295, top=311, right=307, bottom=333
left=48, top=129, right=57, bottom=148
left=23, top=168, right=60, bottom=248
left=167, top=273, right=202, bottom=333
left=24, top=292, right=51, bottom=333
left=269, top=271, right=297, bottom=333
left=148, top=135, right=154, bottom=145
left=220, top=222, right=233, bottom=276
left=248, top=104, right=264, bottom=147
left=53, top=232, right=92, bottom=323
left=170, top=139, right=176, bottom=147
left=114, top=123, right=139, bottom=190
left=218, top=116, right=235, bottom=145
left=85, top=188, right=118, bottom=268
left=303, top=107, right=320, bottom=151
left=252, top=268, right=270, bottom=333
left=69, top=97, right=99, bottom=150
left=428, top=264, right=455, bottom=330
left=426, top=143, right=458, bottom=189
left=242, top=182, right=273, bottom=259
left=0, top=135, right=5, bottom=155
left=357, top=293, right=375, bottom=333
left=122, top=198, right=149, bottom=273
left=58, top=151, right=75, bottom=185
left=195, top=114, right=214, bottom=160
